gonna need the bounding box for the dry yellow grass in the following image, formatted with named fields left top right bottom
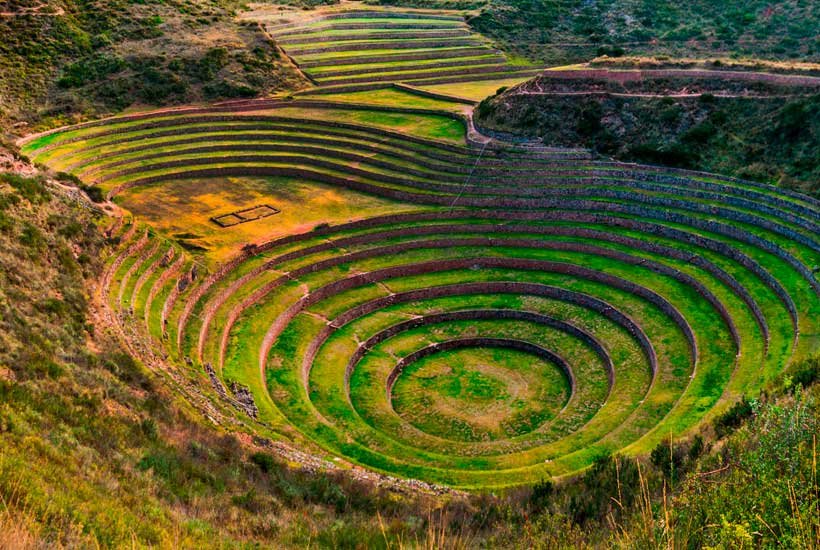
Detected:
left=116, top=175, right=426, bottom=265
left=417, top=76, right=538, bottom=101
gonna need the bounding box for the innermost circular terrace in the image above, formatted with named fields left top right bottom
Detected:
left=391, top=341, right=572, bottom=443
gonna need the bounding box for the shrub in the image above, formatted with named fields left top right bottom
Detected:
left=688, top=434, right=705, bottom=461
left=56, top=172, right=82, bottom=185
left=627, top=143, right=697, bottom=167
left=57, top=54, right=126, bottom=88
left=576, top=101, right=603, bottom=136
left=0, top=211, right=12, bottom=233
left=231, top=489, right=264, bottom=513
left=101, top=352, right=152, bottom=391
left=0, top=174, right=50, bottom=204
left=81, top=185, right=106, bottom=203
left=650, top=436, right=686, bottom=482
left=782, top=355, right=820, bottom=393
left=476, top=97, right=495, bottom=118
left=682, top=121, right=716, bottom=144
left=141, top=418, right=158, bottom=441
left=137, top=67, right=188, bottom=104
left=713, top=397, right=754, bottom=437
left=202, top=80, right=258, bottom=100
left=19, top=222, right=45, bottom=251
left=528, top=479, right=554, bottom=512
left=0, top=191, right=20, bottom=211
left=250, top=452, right=276, bottom=473
left=597, top=45, right=625, bottom=57
left=568, top=454, right=639, bottom=524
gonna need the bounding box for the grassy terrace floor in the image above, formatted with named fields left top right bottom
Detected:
left=19, top=54, right=820, bottom=489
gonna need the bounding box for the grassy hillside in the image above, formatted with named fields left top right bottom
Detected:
left=0, top=0, right=308, bottom=130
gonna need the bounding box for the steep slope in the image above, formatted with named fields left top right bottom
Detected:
left=0, top=0, right=308, bottom=129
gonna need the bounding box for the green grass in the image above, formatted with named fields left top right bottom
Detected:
left=314, top=63, right=519, bottom=84
left=279, top=27, right=470, bottom=42
left=281, top=17, right=465, bottom=32
left=306, top=54, right=504, bottom=74
left=187, top=203, right=812, bottom=488
left=299, top=88, right=468, bottom=110
left=418, top=76, right=538, bottom=100
left=35, top=122, right=475, bottom=170
left=270, top=9, right=541, bottom=91
left=287, top=38, right=484, bottom=55
left=211, top=240, right=718, bottom=482
left=269, top=108, right=467, bottom=143
left=296, top=46, right=490, bottom=63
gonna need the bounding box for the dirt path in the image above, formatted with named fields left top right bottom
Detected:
left=511, top=90, right=812, bottom=99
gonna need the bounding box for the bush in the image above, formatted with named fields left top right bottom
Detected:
left=56, top=172, right=83, bottom=185
left=528, top=479, right=554, bottom=512
left=141, top=418, right=158, bottom=441
left=576, top=101, right=603, bottom=136
left=250, top=452, right=276, bottom=473
left=627, top=143, right=698, bottom=167
left=57, top=54, right=126, bottom=88
left=597, top=45, right=625, bottom=57
left=713, top=397, right=754, bottom=437
left=682, top=121, right=716, bottom=144
left=0, top=211, right=12, bottom=233
left=202, top=80, right=258, bottom=99
left=102, top=352, right=152, bottom=391
left=19, top=222, right=45, bottom=251
left=782, top=355, right=820, bottom=393
left=137, top=67, right=189, bottom=104
left=567, top=454, right=638, bottom=524
left=0, top=174, right=50, bottom=204
left=476, top=97, right=495, bottom=118
left=81, top=185, right=105, bottom=203
left=650, top=437, right=686, bottom=482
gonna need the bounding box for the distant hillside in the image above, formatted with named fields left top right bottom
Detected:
left=475, top=66, right=820, bottom=196
left=0, top=0, right=308, bottom=130
left=466, top=0, right=820, bottom=64
left=5, top=0, right=820, bottom=131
